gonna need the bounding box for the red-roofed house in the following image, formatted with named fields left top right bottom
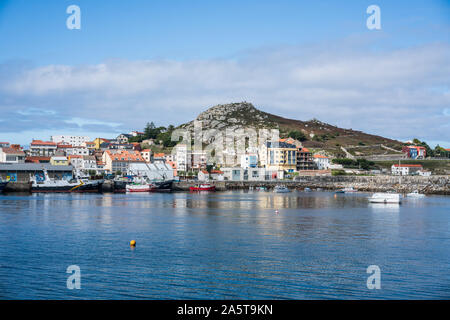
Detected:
left=402, top=146, right=426, bottom=159
left=140, top=149, right=152, bottom=162
left=30, top=140, right=57, bottom=156
left=102, top=150, right=145, bottom=173
left=0, top=146, right=25, bottom=163
left=25, top=156, right=51, bottom=164
left=313, top=154, right=330, bottom=170
left=391, top=164, right=423, bottom=175
left=198, top=169, right=210, bottom=181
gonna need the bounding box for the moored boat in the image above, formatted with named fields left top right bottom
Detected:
left=151, top=179, right=174, bottom=193
left=189, top=183, right=216, bottom=192
left=30, top=169, right=102, bottom=193
left=368, top=193, right=401, bottom=204
left=274, top=185, right=290, bottom=193
left=407, top=190, right=425, bottom=198
left=336, top=187, right=357, bottom=193
left=126, top=183, right=155, bottom=192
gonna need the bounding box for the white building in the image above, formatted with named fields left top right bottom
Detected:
left=51, top=135, right=90, bottom=146
left=127, top=162, right=174, bottom=180
left=0, top=147, right=25, bottom=163
left=30, top=140, right=57, bottom=157
left=140, top=149, right=152, bottom=163
left=240, top=153, right=258, bottom=169
left=65, top=147, right=90, bottom=156
left=198, top=170, right=209, bottom=181
left=418, top=170, right=431, bottom=177
left=221, top=167, right=278, bottom=181
left=174, top=144, right=191, bottom=172
left=391, top=164, right=423, bottom=175
left=313, top=154, right=330, bottom=170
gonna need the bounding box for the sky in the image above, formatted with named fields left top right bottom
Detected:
left=0, top=0, right=449, bottom=147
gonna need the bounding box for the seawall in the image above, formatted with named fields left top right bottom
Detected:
left=174, top=175, right=450, bottom=195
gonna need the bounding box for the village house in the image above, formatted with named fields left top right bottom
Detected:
left=210, top=169, right=224, bottom=180
left=64, top=146, right=90, bottom=156
left=25, top=156, right=51, bottom=164
left=391, top=164, right=424, bottom=175
left=116, top=133, right=132, bottom=144
left=153, top=153, right=166, bottom=163
left=51, top=135, right=90, bottom=146
left=50, top=156, right=69, bottom=166
left=313, top=154, right=330, bottom=170
left=402, top=146, right=426, bottom=159
left=198, top=170, right=210, bottom=181
left=102, top=150, right=145, bottom=174
left=140, top=149, right=152, bottom=162
left=30, top=140, right=57, bottom=157
left=0, top=145, right=26, bottom=164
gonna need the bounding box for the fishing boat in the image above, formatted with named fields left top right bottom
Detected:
left=368, top=193, right=402, bottom=204
left=126, top=176, right=155, bottom=193
left=113, top=179, right=128, bottom=193
left=273, top=185, right=290, bottom=193
left=126, top=183, right=155, bottom=192
left=151, top=179, right=174, bottom=193
left=0, top=177, right=8, bottom=193
left=30, top=169, right=102, bottom=193
left=189, top=183, right=216, bottom=192
left=407, top=190, right=425, bottom=198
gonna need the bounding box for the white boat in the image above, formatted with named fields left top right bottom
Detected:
left=274, top=185, right=290, bottom=193
left=30, top=168, right=102, bottom=193
left=126, top=176, right=155, bottom=193
left=407, top=190, right=425, bottom=198
left=368, top=193, right=402, bottom=204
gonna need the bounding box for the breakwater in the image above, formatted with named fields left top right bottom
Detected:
left=175, top=175, right=450, bottom=195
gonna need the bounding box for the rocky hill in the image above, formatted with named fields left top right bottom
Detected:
left=179, top=102, right=404, bottom=157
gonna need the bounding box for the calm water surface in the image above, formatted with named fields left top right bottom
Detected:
left=0, top=191, right=449, bottom=299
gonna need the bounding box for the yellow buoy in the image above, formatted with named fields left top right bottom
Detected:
left=130, top=240, right=136, bottom=246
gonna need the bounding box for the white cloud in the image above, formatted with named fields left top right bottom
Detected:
left=0, top=42, right=449, bottom=146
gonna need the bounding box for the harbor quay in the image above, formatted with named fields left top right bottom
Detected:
left=175, top=175, right=450, bottom=195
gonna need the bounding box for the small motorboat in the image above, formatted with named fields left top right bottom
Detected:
left=190, top=183, right=216, bottom=192
left=336, top=187, right=357, bottom=193
left=406, top=190, right=425, bottom=198
left=303, top=187, right=311, bottom=192
left=274, top=185, right=290, bottom=193
left=368, top=193, right=401, bottom=204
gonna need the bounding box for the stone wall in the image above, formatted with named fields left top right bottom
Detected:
left=175, top=175, right=450, bottom=195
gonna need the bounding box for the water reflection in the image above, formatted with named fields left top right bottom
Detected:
left=0, top=191, right=449, bottom=299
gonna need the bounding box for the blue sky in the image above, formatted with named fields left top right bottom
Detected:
left=0, top=0, right=449, bottom=146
